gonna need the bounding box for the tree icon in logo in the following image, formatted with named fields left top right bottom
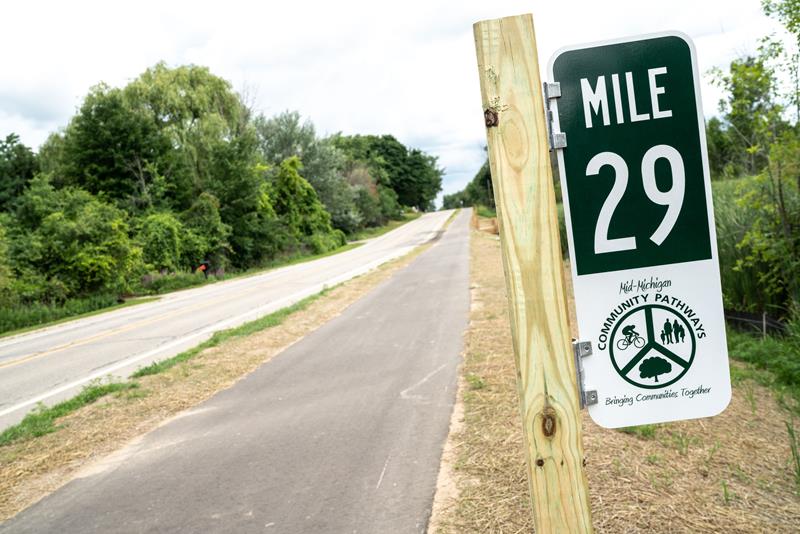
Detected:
left=608, top=304, right=696, bottom=389
left=639, top=356, right=672, bottom=383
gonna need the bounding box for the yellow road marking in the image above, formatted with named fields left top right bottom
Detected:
left=0, top=280, right=274, bottom=370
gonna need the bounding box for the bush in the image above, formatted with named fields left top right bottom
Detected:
left=0, top=293, right=120, bottom=335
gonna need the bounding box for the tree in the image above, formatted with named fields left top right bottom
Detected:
left=639, top=356, right=672, bottom=383
left=180, top=192, right=231, bottom=269
left=268, top=157, right=345, bottom=254
left=254, top=111, right=362, bottom=232
left=137, top=212, right=184, bottom=272
left=332, top=134, right=443, bottom=211
left=0, top=218, right=14, bottom=305
left=60, top=84, right=170, bottom=210
left=711, top=55, right=785, bottom=176
left=0, top=134, right=39, bottom=212
left=7, top=175, right=143, bottom=300
left=442, top=158, right=493, bottom=209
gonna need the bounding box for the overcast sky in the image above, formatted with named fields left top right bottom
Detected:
left=0, top=0, right=787, bottom=201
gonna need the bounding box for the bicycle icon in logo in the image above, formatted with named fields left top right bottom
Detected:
left=608, top=304, right=696, bottom=389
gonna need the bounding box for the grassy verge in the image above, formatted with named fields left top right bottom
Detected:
left=348, top=212, right=421, bottom=241
left=433, top=222, right=800, bottom=533
left=0, top=297, right=159, bottom=339
left=1, top=232, right=433, bottom=521
left=726, top=326, right=800, bottom=413
left=475, top=205, right=496, bottom=218
left=0, top=288, right=332, bottom=449
left=0, top=382, right=139, bottom=446
left=133, top=289, right=330, bottom=378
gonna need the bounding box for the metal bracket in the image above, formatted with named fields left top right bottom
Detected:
left=573, top=340, right=597, bottom=409
left=543, top=82, right=567, bottom=151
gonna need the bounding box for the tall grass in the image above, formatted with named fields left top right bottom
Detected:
left=711, top=177, right=779, bottom=314
left=0, top=293, right=120, bottom=335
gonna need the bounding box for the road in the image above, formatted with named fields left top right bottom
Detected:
left=1, top=209, right=471, bottom=533
left=0, top=210, right=453, bottom=431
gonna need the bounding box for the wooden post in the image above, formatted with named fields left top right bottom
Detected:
left=473, top=14, right=593, bottom=532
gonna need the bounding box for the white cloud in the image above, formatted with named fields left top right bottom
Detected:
left=0, top=0, right=786, bottom=200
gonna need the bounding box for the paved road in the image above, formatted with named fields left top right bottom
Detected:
left=1, top=209, right=471, bottom=533
left=0, top=211, right=453, bottom=431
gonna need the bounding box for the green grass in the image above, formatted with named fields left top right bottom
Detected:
left=0, top=286, right=334, bottom=448
left=476, top=205, right=496, bottom=218
left=0, top=296, right=159, bottom=339
left=0, top=382, right=139, bottom=446
left=349, top=212, right=421, bottom=241
left=0, top=243, right=363, bottom=339
left=619, top=424, right=657, bottom=439
left=466, top=373, right=486, bottom=390
left=132, top=288, right=332, bottom=377
left=727, top=326, right=800, bottom=412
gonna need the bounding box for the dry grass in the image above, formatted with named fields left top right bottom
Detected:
left=433, top=228, right=800, bottom=533
left=0, top=246, right=428, bottom=522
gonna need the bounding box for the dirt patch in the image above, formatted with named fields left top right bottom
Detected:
left=432, top=229, right=800, bottom=533
left=0, top=245, right=429, bottom=522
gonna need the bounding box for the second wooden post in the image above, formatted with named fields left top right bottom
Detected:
left=473, top=14, right=593, bottom=533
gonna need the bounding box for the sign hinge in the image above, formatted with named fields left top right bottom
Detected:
left=573, top=340, right=597, bottom=409
left=543, top=82, right=567, bottom=151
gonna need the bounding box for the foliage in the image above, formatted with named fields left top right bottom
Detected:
left=734, top=131, right=800, bottom=311
left=7, top=176, right=143, bottom=300
left=709, top=54, right=785, bottom=177
left=727, top=310, right=800, bottom=410
left=0, top=293, right=120, bottom=335
left=0, top=63, right=438, bottom=327
left=0, top=134, right=39, bottom=212
left=137, top=212, right=184, bottom=272
left=443, top=158, right=493, bottom=209
left=255, top=111, right=360, bottom=231
left=268, top=157, right=346, bottom=254
left=333, top=134, right=443, bottom=211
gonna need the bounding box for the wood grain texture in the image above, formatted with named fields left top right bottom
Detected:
left=473, top=14, right=593, bottom=533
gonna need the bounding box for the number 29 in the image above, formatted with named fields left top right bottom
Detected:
left=586, top=144, right=685, bottom=254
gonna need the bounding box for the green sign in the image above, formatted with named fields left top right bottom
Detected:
left=551, top=35, right=712, bottom=276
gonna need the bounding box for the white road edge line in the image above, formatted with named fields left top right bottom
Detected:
left=0, top=220, right=449, bottom=420
left=0, top=212, right=441, bottom=351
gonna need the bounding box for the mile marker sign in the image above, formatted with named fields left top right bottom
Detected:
left=548, top=32, right=731, bottom=428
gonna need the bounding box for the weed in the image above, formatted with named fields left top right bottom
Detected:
left=668, top=430, right=698, bottom=455
left=706, top=440, right=722, bottom=466
left=721, top=480, right=734, bottom=504
left=0, top=382, right=139, bottom=446
left=645, top=454, right=661, bottom=465
left=731, top=465, right=751, bottom=483
left=619, top=424, right=657, bottom=439
left=133, top=288, right=331, bottom=377
left=466, top=374, right=486, bottom=390
left=743, top=382, right=757, bottom=414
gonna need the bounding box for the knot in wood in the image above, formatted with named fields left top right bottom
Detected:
left=542, top=411, right=557, bottom=438
left=484, top=108, right=499, bottom=127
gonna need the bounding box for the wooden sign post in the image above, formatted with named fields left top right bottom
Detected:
left=473, top=14, right=593, bottom=532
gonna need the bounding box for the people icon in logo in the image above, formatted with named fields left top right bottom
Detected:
left=661, top=318, right=685, bottom=344
left=662, top=318, right=673, bottom=343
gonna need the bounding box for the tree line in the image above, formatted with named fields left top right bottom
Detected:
left=0, top=63, right=442, bottom=324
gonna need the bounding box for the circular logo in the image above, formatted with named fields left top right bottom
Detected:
left=608, top=304, right=695, bottom=389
